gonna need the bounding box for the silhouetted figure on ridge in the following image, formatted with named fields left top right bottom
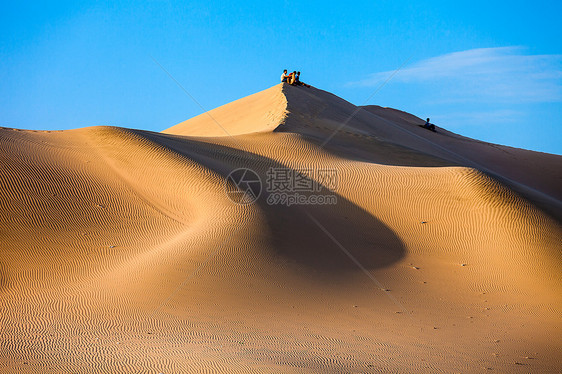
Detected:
left=420, top=117, right=436, bottom=132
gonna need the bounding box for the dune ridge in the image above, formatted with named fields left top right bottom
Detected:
left=1, top=84, right=561, bottom=373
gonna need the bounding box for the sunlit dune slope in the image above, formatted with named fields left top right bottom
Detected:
left=162, top=85, right=287, bottom=136
left=1, top=84, right=561, bottom=373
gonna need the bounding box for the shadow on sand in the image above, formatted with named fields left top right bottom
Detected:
left=133, top=129, right=406, bottom=276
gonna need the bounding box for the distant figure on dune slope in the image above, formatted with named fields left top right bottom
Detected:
left=420, top=117, right=436, bottom=132
left=280, top=69, right=311, bottom=88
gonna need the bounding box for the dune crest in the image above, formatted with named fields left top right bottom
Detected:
left=1, top=85, right=561, bottom=373
left=163, top=84, right=288, bottom=137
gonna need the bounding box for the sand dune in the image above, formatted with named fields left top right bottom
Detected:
left=1, top=83, right=561, bottom=373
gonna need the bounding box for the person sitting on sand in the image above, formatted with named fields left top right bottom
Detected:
left=294, top=71, right=311, bottom=88
left=288, top=71, right=297, bottom=85
left=281, top=69, right=290, bottom=83
left=422, top=118, right=436, bottom=132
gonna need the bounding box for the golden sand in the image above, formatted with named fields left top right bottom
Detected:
left=1, top=84, right=560, bottom=372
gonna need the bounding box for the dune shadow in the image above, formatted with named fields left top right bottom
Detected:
left=300, top=130, right=455, bottom=168
left=131, top=130, right=406, bottom=275
left=277, top=84, right=456, bottom=168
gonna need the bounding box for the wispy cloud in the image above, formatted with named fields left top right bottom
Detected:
left=350, top=47, right=562, bottom=103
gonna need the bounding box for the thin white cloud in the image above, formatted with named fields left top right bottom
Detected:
left=350, top=47, right=562, bottom=103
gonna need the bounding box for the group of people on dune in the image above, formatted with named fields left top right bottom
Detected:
left=281, top=70, right=311, bottom=88
left=280, top=70, right=439, bottom=133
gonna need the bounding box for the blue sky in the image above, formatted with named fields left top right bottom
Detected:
left=1, top=0, right=561, bottom=154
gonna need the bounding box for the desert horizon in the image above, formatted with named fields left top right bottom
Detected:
left=1, top=82, right=561, bottom=372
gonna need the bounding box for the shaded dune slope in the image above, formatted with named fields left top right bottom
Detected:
left=1, top=84, right=561, bottom=373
